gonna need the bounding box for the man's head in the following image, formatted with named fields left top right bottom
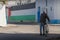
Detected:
left=43, top=11, right=46, bottom=14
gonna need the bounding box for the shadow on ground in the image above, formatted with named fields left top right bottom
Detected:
left=0, top=33, right=60, bottom=40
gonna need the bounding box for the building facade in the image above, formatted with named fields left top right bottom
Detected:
left=6, top=0, right=60, bottom=24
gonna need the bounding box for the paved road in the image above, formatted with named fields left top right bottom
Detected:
left=0, top=33, right=45, bottom=40
left=0, top=33, right=59, bottom=40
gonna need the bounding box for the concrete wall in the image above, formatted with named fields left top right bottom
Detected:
left=0, top=5, right=7, bottom=26
left=7, top=0, right=60, bottom=23
left=36, top=0, right=47, bottom=22
left=48, top=0, right=60, bottom=24
left=36, top=0, right=60, bottom=24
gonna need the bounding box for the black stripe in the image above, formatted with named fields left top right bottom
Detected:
left=11, top=3, right=35, bottom=11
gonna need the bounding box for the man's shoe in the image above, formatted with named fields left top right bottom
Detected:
left=40, top=34, right=42, bottom=36
left=43, top=34, right=45, bottom=36
left=43, top=34, right=47, bottom=37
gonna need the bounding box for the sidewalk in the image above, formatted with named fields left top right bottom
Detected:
left=0, top=24, right=60, bottom=34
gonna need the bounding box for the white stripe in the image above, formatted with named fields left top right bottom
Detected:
left=11, top=8, right=36, bottom=16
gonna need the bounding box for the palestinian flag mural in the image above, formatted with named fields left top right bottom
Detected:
left=8, top=3, right=36, bottom=22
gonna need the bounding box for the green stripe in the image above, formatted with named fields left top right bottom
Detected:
left=10, top=15, right=35, bottom=22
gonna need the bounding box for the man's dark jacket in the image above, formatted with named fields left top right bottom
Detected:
left=40, top=13, right=50, bottom=25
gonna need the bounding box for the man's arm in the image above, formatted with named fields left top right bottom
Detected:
left=46, top=14, right=50, bottom=22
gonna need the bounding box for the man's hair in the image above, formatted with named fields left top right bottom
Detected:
left=43, top=11, right=46, bottom=14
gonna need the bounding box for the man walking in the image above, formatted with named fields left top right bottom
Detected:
left=40, top=11, right=50, bottom=36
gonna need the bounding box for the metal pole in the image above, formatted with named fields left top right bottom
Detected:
left=46, top=0, right=48, bottom=13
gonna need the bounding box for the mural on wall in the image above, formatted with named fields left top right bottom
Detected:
left=9, top=2, right=36, bottom=22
